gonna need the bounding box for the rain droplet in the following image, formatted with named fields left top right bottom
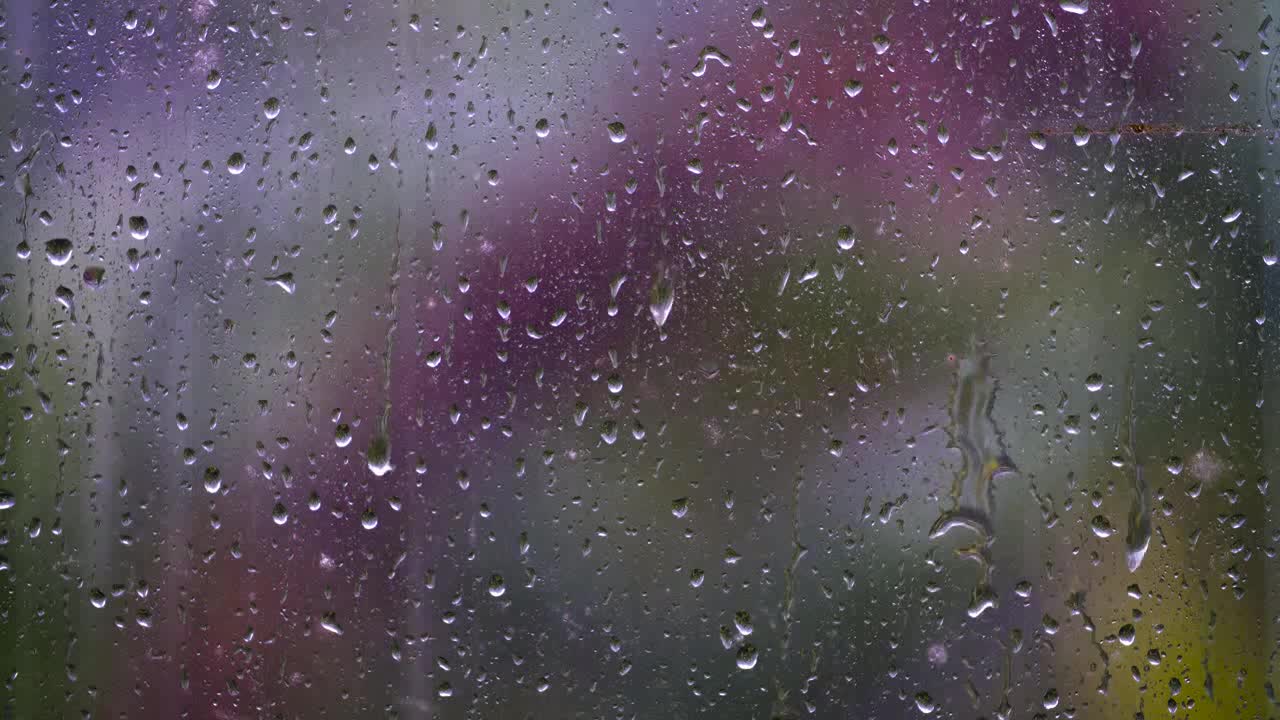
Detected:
left=1090, top=515, right=1114, bottom=538
left=649, top=275, right=675, bottom=329
left=227, top=152, right=247, bottom=175
left=128, top=216, right=150, bottom=240
left=334, top=424, right=352, bottom=447
left=837, top=225, right=856, bottom=251
left=488, top=574, right=506, bottom=597
left=320, top=613, right=344, bottom=635
left=607, top=121, right=627, bottom=143
left=44, top=238, right=72, bottom=266
left=671, top=497, right=689, bottom=518
left=203, top=467, right=222, bottom=494
left=83, top=266, right=106, bottom=288
left=367, top=434, right=393, bottom=476
left=691, top=46, right=732, bottom=77
left=265, top=272, right=296, bottom=294
left=735, top=644, right=758, bottom=670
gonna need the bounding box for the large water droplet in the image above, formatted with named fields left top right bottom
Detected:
left=649, top=275, right=674, bottom=329
left=44, top=238, right=72, bottom=266
left=367, top=434, right=393, bottom=476
left=128, top=216, right=149, bottom=240
left=203, top=467, right=222, bottom=494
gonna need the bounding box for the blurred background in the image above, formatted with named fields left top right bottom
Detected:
left=1, top=0, right=1278, bottom=717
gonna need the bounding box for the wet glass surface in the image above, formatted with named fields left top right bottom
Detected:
left=1, top=0, right=1278, bottom=717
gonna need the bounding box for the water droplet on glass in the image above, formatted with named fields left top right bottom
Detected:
left=671, top=497, right=689, bottom=518
left=1090, top=515, right=1114, bottom=538
left=488, top=574, right=506, bottom=597
left=334, top=424, right=352, bottom=448
left=265, top=272, right=296, bottom=294
left=44, top=238, right=72, bottom=266
left=735, top=644, right=758, bottom=670
left=320, top=613, right=344, bottom=635
left=649, top=275, right=675, bottom=329
left=128, top=216, right=149, bottom=240
left=837, top=225, right=856, bottom=251
left=83, top=266, right=106, bottom=288
left=203, top=467, right=222, bottom=494
left=367, top=434, right=393, bottom=476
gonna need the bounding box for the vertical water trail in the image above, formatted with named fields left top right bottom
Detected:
left=366, top=207, right=402, bottom=477
left=929, top=337, right=1017, bottom=617
left=1123, top=370, right=1151, bottom=572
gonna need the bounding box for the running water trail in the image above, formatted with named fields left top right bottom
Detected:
left=929, top=337, right=1017, bottom=618
left=366, top=207, right=403, bottom=477
left=1122, top=369, right=1151, bottom=572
